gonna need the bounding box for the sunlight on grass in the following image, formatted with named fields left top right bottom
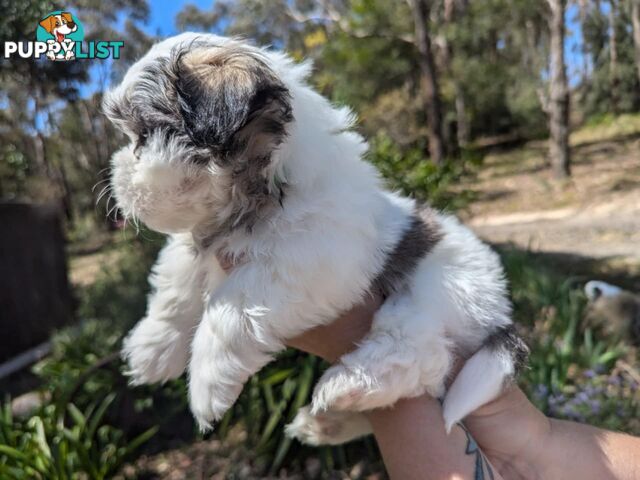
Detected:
left=571, top=113, right=640, bottom=146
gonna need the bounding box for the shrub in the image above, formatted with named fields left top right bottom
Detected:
left=0, top=395, right=156, bottom=479
left=502, top=249, right=639, bottom=434
left=367, top=133, right=478, bottom=211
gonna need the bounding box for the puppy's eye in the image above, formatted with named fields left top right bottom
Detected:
left=134, top=131, right=149, bottom=157
left=138, top=130, right=149, bottom=146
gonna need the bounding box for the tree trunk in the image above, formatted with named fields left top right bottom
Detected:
left=411, top=0, right=445, bottom=165
left=442, top=0, right=469, bottom=148
left=547, top=0, right=571, bottom=178
left=578, top=0, right=590, bottom=82
left=609, top=0, right=619, bottom=113
left=632, top=0, right=640, bottom=87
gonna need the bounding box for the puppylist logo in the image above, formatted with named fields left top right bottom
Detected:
left=3, top=11, right=123, bottom=61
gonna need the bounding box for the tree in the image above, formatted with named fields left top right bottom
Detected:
left=631, top=0, right=640, bottom=86
left=546, top=0, right=571, bottom=178
left=437, top=0, right=469, bottom=148
left=609, top=0, right=620, bottom=112
left=410, top=0, right=445, bottom=165
left=0, top=0, right=152, bottom=225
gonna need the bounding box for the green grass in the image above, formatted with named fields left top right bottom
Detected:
left=572, top=113, right=640, bottom=146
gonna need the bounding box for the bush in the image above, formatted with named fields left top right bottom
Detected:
left=0, top=395, right=156, bottom=479
left=367, top=133, right=478, bottom=211
left=502, top=249, right=639, bottom=434
left=0, top=235, right=181, bottom=479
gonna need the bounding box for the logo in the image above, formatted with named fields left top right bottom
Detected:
left=3, top=10, right=123, bottom=61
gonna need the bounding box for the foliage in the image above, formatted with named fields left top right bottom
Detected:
left=531, top=367, right=640, bottom=432
left=367, top=133, right=478, bottom=211
left=220, top=350, right=382, bottom=475
left=0, top=395, right=157, bottom=479
left=581, top=2, right=640, bottom=117
left=0, top=237, right=178, bottom=479
left=502, top=249, right=639, bottom=434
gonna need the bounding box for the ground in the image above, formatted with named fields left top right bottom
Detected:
left=460, top=116, right=640, bottom=286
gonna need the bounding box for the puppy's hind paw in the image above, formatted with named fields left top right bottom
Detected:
left=286, top=405, right=372, bottom=446
left=311, top=364, right=377, bottom=413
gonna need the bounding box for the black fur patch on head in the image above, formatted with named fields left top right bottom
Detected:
left=103, top=56, right=187, bottom=152
left=372, top=206, right=443, bottom=297
left=484, top=324, right=529, bottom=378
left=171, top=43, right=293, bottom=164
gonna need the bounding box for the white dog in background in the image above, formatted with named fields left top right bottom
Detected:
left=103, top=33, right=528, bottom=445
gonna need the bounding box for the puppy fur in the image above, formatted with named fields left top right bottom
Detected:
left=104, top=33, right=528, bottom=442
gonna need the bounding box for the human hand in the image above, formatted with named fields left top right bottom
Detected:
left=285, top=294, right=382, bottom=362
left=463, top=386, right=551, bottom=479
left=217, top=254, right=381, bottom=363
left=283, top=288, right=547, bottom=479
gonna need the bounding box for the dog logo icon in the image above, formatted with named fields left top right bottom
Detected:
left=36, top=11, right=84, bottom=61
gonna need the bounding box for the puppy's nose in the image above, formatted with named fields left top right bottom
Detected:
left=68, top=21, right=77, bottom=31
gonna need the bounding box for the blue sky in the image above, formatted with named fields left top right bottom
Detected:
left=144, top=0, right=213, bottom=37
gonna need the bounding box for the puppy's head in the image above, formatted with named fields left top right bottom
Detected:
left=103, top=34, right=294, bottom=235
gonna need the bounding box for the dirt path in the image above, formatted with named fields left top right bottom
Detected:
left=461, top=132, right=640, bottom=264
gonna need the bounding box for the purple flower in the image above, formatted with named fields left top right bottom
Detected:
left=607, top=376, right=622, bottom=387
left=576, top=391, right=590, bottom=404
left=534, top=384, right=549, bottom=400
left=584, top=385, right=603, bottom=397
left=584, top=369, right=596, bottom=379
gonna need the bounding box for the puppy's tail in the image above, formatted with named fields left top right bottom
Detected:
left=442, top=325, right=528, bottom=433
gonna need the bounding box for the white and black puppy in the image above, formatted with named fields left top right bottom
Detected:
left=103, top=33, right=528, bottom=445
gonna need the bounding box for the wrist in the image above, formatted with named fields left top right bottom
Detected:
left=500, top=411, right=553, bottom=480
left=464, top=387, right=553, bottom=480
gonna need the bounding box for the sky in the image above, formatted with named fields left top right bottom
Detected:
left=144, top=0, right=213, bottom=37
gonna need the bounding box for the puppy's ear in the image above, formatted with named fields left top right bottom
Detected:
left=61, top=12, right=77, bottom=30
left=173, top=45, right=293, bottom=165
left=39, top=16, right=56, bottom=34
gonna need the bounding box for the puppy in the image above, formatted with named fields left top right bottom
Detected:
left=103, top=33, right=528, bottom=444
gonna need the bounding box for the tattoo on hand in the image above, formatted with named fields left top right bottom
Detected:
left=460, top=423, right=495, bottom=480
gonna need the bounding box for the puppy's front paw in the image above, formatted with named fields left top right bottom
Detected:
left=188, top=368, right=242, bottom=432
left=121, top=318, right=188, bottom=385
